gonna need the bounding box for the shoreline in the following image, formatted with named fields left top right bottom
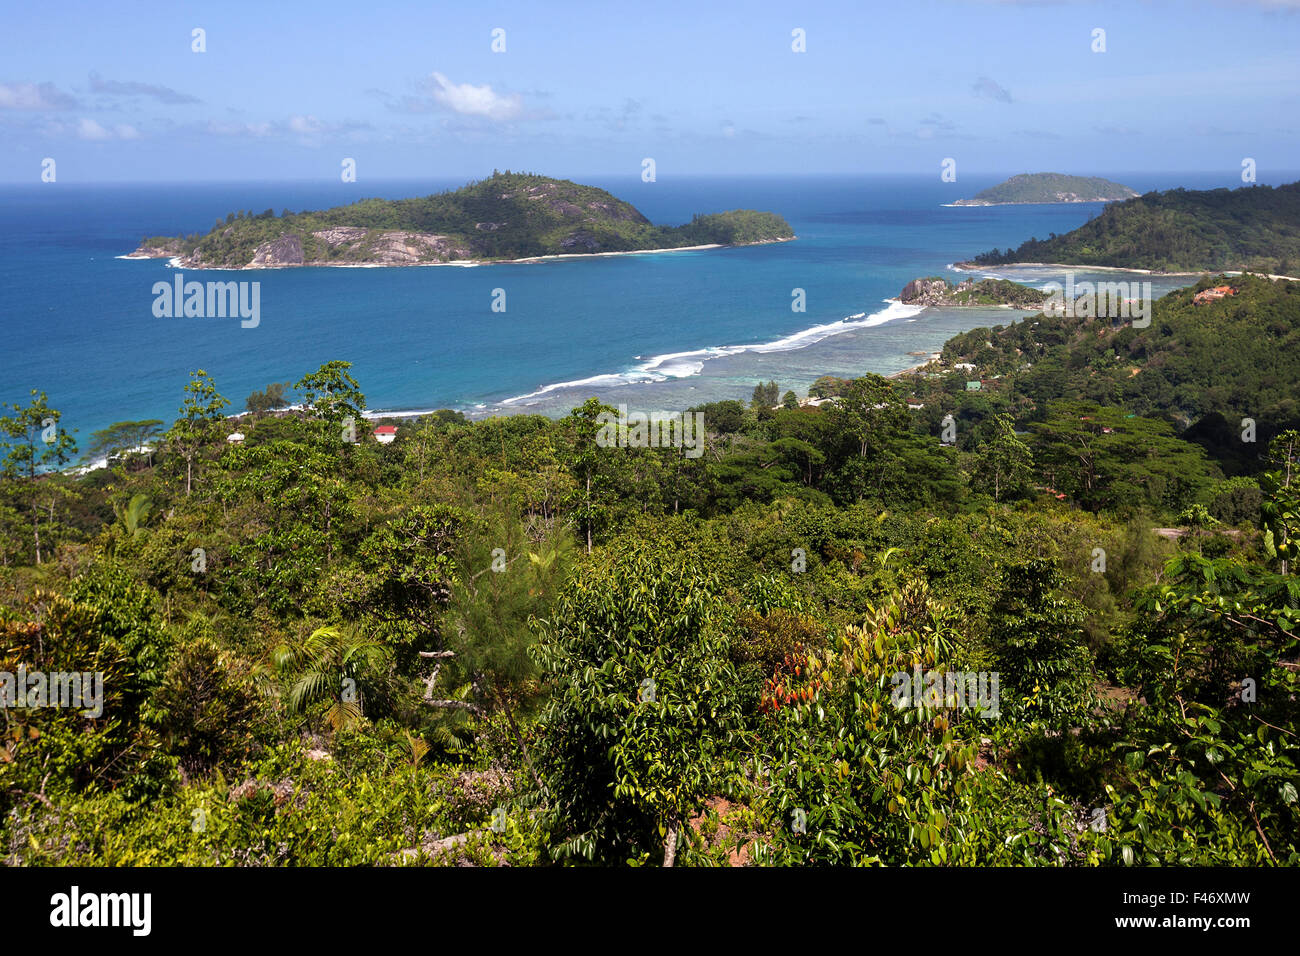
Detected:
left=122, top=235, right=796, bottom=271
left=952, top=260, right=1300, bottom=281
left=64, top=337, right=934, bottom=474
left=886, top=295, right=1037, bottom=311
left=943, top=197, right=1133, bottom=208
left=887, top=352, right=943, bottom=380
left=952, top=260, right=1208, bottom=277
left=62, top=292, right=926, bottom=465
left=492, top=298, right=924, bottom=409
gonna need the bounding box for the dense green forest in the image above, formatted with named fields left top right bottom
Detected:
left=138, top=172, right=794, bottom=267
left=1, top=277, right=1297, bottom=866
left=956, top=173, right=1137, bottom=205
left=968, top=181, right=1300, bottom=274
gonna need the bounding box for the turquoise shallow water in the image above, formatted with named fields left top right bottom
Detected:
left=501, top=264, right=1197, bottom=419
left=0, top=172, right=1284, bottom=440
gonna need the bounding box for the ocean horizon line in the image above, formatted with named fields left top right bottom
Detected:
left=7, top=169, right=1300, bottom=188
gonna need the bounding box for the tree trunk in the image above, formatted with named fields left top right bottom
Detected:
left=185, top=453, right=193, bottom=496
left=501, top=696, right=544, bottom=793
left=662, top=817, right=679, bottom=867
left=31, top=502, right=41, bottom=567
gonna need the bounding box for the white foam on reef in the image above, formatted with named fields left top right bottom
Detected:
left=497, top=299, right=922, bottom=407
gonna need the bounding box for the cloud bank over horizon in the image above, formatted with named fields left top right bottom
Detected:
left=0, top=0, right=1296, bottom=181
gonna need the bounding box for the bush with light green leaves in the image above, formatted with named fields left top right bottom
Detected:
left=532, top=547, right=744, bottom=865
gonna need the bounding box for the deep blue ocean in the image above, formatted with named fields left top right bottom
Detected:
left=1, top=170, right=1292, bottom=447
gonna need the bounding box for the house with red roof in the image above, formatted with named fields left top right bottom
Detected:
left=1193, top=285, right=1237, bottom=305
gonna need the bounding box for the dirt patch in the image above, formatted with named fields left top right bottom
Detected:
left=687, top=796, right=757, bottom=866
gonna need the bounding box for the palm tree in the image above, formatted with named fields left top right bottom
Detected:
left=116, top=493, right=154, bottom=538
left=273, top=624, right=392, bottom=731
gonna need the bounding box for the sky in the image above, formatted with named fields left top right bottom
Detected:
left=1, top=0, right=1297, bottom=182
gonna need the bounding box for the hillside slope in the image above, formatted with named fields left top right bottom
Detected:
left=965, top=181, right=1300, bottom=273
left=132, top=171, right=795, bottom=268
left=924, top=273, right=1300, bottom=461
left=954, top=173, right=1137, bottom=206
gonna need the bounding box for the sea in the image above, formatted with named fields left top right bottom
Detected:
left=1, top=170, right=1292, bottom=448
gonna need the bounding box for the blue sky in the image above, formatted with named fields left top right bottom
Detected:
left=1, top=0, right=1297, bottom=182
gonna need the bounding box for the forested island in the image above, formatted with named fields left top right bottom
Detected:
left=129, top=171, right=795, bottom=268
left=899, top=276, right=1048, bottom=308
left=2, top=270, right=1297, bottom=867
left=952, top=173, right=1138, bottom=206
left=966, top=181, right=1300, bottom=274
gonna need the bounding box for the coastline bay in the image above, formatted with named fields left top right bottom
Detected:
left=0, top=172, right=1281, bottom=442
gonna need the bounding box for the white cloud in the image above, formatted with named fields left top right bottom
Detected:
left=288, top=115, right=325, bottom=135
left=206, top=119, right=274, bottom=137
left=0, top=81, right=77, bottom=110
left=76, top=118, right=112, bottom=140
left=73, top=118, right=139, bottom=140
left=428, top=72, right=522, bottom=121
left=88, top=73, right=200, bottom=105
left=204, top=116, right=368, bottom=142
left=33, top=117, right=141, bottom=140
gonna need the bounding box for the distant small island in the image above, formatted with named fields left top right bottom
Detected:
left=951, top=173, right=1138, bottom=206
left=128, top=171, right=796, bottom=269
left=898, top=276, right=1047, bottom=309
left=960, top=181, right=1300, bottom=275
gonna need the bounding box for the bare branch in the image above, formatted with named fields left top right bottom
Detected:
left=421, top=698, right=483, bottom=715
